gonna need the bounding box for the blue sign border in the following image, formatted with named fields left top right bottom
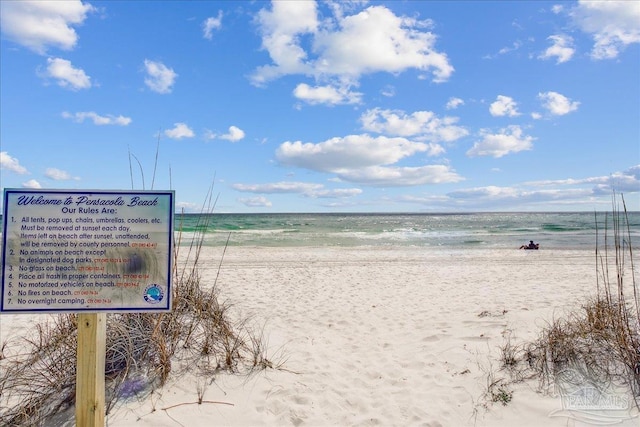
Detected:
left=1, top=189, right=174, bottom=313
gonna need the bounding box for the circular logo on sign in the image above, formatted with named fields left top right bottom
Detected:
left=143, top=284, right=164, bottom=304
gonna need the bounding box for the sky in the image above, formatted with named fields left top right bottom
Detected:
left=1, top=0, right=639, bottom=213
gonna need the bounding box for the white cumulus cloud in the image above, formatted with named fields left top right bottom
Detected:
left=252, top=0, right=318, bottom=85
left=275, top=133, right=462, bottom=187
left=23, top=179, right=42, bottom=188
left=175, top=201, right=200, bottom=212
left=203, top=11, right=223, bottom=40
left=538, top=91, right=580, bottom=115
left=45, top=168, right=76, bottom=180
left=570, top=0, right=640, bottom=60
left=252, top=2, right=453, bottom=91
left=335, top=164, right=463, bottom=187
left=233, top=181, right=362, bottom=199
left=448, top=186, right=519, bottom=200
left=360, top=108, right=468, bottom=144
left=524, top=165, right=640, bottom=195
left=446, top=97, right=464, bottom=110
left=467, top=125, right=534, bottom=158
left=293, top=83, right=362, bottom=105
left=234, top=182, right=324, bottom=194
left=489, top=95, right=520, bottom=117
left=312, top=6, right=453, bottom=82
left=165, top=123, right=194, bottom=140
left=144, top=59, right=177, bottom=94
left=238, top=196, right=273, bottom=208
left=220, top=126, right=245, bottom=142
left=1, top=152, right=29, bottom=174
left=0, top=0, right=94, bottom=54
left=62, top=111, right=131, bottom=125
left=539, top=34, right=575, bottom=63
left=312, top=188, right=363, bottom=198
left=41, top=57, right=91, bottom=90
left=276, top=134, right=430, bottom=172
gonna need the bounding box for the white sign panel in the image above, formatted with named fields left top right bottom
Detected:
left=1, top=189, right=174, bottom=313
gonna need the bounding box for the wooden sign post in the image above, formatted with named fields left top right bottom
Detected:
left=76, top=313, right=107, bottom=427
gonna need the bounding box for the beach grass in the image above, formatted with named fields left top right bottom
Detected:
left=496, top=194, right=640, bottom=410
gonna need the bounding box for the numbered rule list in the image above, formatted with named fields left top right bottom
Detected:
left=1, top=189, right=174, bottom=313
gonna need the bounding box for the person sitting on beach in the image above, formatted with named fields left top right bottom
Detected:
left=520, top=240, right=539, bottom=250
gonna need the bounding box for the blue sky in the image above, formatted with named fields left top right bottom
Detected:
left=1, top=1, right=638, bottom=213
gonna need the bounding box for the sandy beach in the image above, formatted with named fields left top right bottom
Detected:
left=2, top=245, right=638, bottom=426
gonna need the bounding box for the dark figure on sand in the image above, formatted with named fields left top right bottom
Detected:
left=520, top=240, right=539, bottom=250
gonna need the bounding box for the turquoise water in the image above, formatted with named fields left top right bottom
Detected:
left=174, top=212, right=640, bottom=249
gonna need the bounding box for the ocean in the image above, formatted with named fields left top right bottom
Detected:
left=175, top=212, right=640, bottom=250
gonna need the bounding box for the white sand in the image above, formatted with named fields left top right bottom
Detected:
left=2, top=246, right=639, bottom=426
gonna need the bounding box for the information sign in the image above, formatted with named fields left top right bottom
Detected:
left=1, top=189, right=174, bottom=313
